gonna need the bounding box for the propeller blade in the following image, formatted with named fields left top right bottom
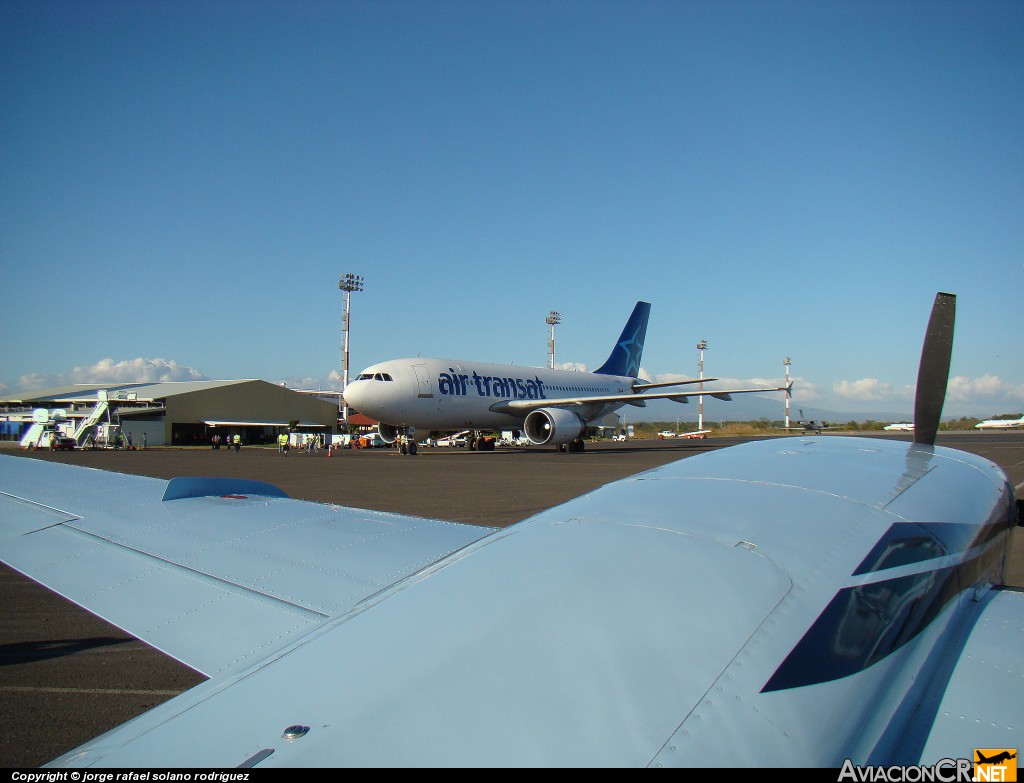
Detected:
left=913, top=292, right=956, bottom=446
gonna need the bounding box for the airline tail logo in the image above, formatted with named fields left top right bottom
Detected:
left=975, top=749, right=1017, bottom=782
left=595, top=301, right=650, bottom=378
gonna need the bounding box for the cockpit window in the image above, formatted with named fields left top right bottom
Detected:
left=357, top=372, right=394, bottom=382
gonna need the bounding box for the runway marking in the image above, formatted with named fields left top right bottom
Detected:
left=1, top=685, right=185, bottom=696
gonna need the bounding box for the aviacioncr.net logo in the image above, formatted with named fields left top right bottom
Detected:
left=838, top=758, right=973, bottom=782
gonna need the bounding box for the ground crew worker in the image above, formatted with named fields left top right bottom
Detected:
left=233, top=433, right=241, bottom=452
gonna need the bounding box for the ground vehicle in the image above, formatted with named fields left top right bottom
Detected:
left=50, top=433, right=77, bottom=450
left=20, top=424, right=76, bottom=450
left=499, top=431, right=530, bottom=446
left=435, top=434, right=467, bottom=447
left=358, top=432, right=387, bottom=448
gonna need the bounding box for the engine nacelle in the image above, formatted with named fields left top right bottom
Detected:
left=378, top=423, right=400, bottom=444
left=378, top=424, right=421, bottom=444
left=523, top=407, right=585, bottom=446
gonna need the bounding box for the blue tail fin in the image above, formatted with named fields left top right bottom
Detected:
left=594, top=301, right=651, bottom=378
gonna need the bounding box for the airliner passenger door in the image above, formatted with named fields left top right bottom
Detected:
left=412, top=364, right=433, bottom=398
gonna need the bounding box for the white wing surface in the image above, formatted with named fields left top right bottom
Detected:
left=0, top=455, right=492, bottom=677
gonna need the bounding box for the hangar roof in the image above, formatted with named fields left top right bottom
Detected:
left=1, top=380, right=263, bottom=405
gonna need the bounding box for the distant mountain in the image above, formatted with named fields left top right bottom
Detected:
left=622, top=394, right=914, bottom=425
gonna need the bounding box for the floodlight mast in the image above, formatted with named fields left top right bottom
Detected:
left=546, top=311, right=562, bottom=370
left=784, top=357, right=792, bottom=429
left=339, top=273, right=364, bottom=432
left=697, top=340, right=708, bottom=430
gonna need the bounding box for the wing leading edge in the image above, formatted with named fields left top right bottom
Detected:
left=0, top=455, right=492, bottom=677
left=488, top=384, right=788, bottom=415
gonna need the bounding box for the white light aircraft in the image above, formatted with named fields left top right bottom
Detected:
left=976, top=415, right=1024, bottom=430
left=0, top=292, right=1022, bottom=768
left=343, top=301, right=788, bottom=452
left=883, top=422, right=915, bottom=432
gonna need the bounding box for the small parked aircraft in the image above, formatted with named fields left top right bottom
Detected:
left=976, top=414, right=1024, bottom=430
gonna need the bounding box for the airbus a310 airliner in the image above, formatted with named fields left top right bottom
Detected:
left=343, top=301, right=789, bottom=452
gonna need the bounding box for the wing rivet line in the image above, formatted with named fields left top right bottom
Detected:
left=237, top=748, right=275, bottom=768
left=282, top=725, right=310, bottom=740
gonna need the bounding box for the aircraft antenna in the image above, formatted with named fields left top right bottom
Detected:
left=913, top=292, right=955, bottom=447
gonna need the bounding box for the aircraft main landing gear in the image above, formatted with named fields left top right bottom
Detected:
left=556, top=439, right=585, bottom=453
left=468, top=433, right=496, bottom=451
left=397, top=427, right=418, bottom=456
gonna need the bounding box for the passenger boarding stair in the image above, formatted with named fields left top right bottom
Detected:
left=74, top=399, right=109, bottom=446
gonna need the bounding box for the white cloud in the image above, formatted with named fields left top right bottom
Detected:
left=946, top=374, right=1009, bottom=401
left=829, top=373, right=1024, bottom=413
left=278, top=373, right=343, bottom=391
left=555, top=362, right=589, bottom=373
left=833, top=378, right=892, bottom=401
left=15, top=358, right=209, bottom=392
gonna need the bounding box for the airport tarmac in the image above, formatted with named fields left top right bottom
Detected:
left=2, top=432, right=1022, bottom=767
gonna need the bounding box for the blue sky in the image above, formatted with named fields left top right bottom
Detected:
left=2, top=0, right=1022, bottom=417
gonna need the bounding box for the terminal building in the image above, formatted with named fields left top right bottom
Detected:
left=0, top=380, right=340, bottom=447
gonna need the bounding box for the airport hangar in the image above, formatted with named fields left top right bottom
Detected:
left=0, top=380, right=341, bottom=447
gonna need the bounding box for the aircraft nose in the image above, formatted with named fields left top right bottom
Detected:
left=343, top=380, right=367, bottom=411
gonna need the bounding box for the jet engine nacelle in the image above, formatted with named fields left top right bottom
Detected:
left=523, top=407, right=585, bottom=446
left=378, top=423, right=400, bottom=444
left=378, top=424, right=421, bottom=444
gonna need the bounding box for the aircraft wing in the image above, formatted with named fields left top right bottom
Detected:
left=630, top=378, right=719, bottom=391
left=0, top=455, right=492, bottom=678
left=488, top=385, right=788, bottom=415
left=915, top=586, right=1024, bottom=759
